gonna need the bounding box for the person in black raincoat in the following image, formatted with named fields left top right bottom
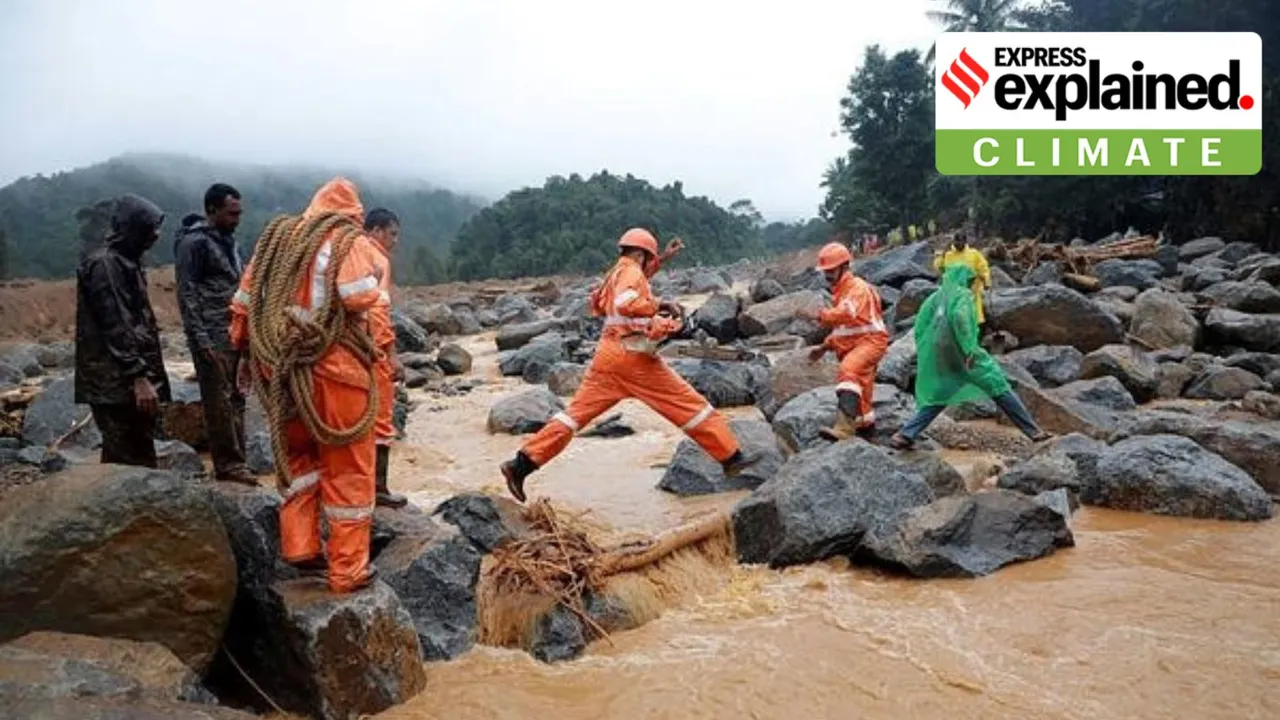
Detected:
left=74, top=193, right=172, bottom=467
left=174, top=183, right=254, bottom=483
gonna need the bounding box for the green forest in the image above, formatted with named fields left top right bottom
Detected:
left=820, top=0, right=1277, bottom=247
left=0, top=153, right=485, bottom=284
left=0, top=0, right=1272, bottom=284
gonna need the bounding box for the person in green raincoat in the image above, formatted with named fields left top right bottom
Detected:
left=889, top=265, right=1051, bottom=450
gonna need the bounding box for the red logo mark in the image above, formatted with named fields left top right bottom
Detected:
left=941, top=48, right=990, bottom=109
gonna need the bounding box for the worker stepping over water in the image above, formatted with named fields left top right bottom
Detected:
left=797, top=242, right=890, bottom=442
left=500, top=228, right=757, bottom=503
left=364, top=208, right=409, bottom=509
left=230, top=177, right=386, bottom=594
left=890, top=265, right=1052, bottom=449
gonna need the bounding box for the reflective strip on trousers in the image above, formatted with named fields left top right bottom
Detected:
left=551, top=412, right=579, bottom=432
left=836, top=382, right=862, bottom=394
left=284, top=470, right=320, bottom=499
left=681, top=404, right=713, bottom=432
left=324, top=504, right=374, bottom=522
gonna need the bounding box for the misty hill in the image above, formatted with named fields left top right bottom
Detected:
left=0, top=153, right=486, bottom=283
left=449, top=172, right=829, bottom=281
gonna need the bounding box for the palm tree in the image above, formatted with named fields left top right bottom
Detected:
left=925, top=0, right=1027, bottom=65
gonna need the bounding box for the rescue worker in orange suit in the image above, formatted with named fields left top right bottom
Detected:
left=500, top=228, right=756, bottom=502
left=229, top=177, right=385, bottom=592
left=364, top=207, right=408, bottom=508
left=797, top=242, right=890, bottom=441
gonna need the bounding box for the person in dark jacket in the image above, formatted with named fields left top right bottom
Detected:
left=174, top=183, right=255, bottom=484
left=74, top=194, right=172, bottom=467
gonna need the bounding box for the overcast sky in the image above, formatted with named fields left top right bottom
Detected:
left=1, top=0, right=940, bottom=219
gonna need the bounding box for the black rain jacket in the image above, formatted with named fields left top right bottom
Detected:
left=74, top=194, right=172, bottom=405
left=174, top=214, right=243, bottom=352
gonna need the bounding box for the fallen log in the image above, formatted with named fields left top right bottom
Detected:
left=1062, top=273, right=1102, bottom=293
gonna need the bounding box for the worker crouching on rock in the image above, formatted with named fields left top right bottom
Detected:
left=364, top=207, right=408, bottom=509
left=796, top=242, right=889, bottom=442
left=229, top=178, right=386, bottom=593
left=500, top=228, right=757, bottom=502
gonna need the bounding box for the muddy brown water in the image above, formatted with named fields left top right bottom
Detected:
left=380, top=334, right=1280, bottom=720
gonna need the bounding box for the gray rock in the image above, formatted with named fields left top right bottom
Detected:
left=876, top=333, right=918, bottom=390
left=21, top=374, right=100, bottom=450
left=1090, top=435, right=1272, bottom=521
left=1130, top=289, right=1200, bottom=350
left=1184, top=366, right=1265, bottom=400
left=0, top=466, right=237, bottom=671
left=1178, top=236, right=1226, bottom=261
left=1079, top=344, right=1161, bottom=403
left=896, top=279, right=937, bottom=319
left=669, top=358, right=771, bottom=409
left=1157, top=362, right=1195, bottom=399
left=865, top=490, right=1074, bottom=578
left=487, top=388, right=564, bottom=435
left=732, top=440, right=935, bottom=568
left=1111, top=410, right=1280, bottom=497
left=658, top=419, right=785, bottom=496
left=738, top=290, right=829, bottom=344
left=1222, top=352, right=1280, bottom=378
left=750, top=278, right=785, bottom=303
left=374, top=510, right=482, bottom=662
left=436, top=344, right=473, bottom=375
left=997, top=453, right=1081, bottom=495
left=1203, top=308, right=1280, bottom=353
left=495, top=320, right=559, bottom=351
left=987, top=285, right=1125, bottom=353
left=766, top=348, right=840, bottom=419
left=1241, top=390, right=1280, bottom=420
left=154, top=440, right=204, bottom=477
left=893, top=451, right=967, bottom=498
left=1199, top=280, right=1280, bottom=314
left=771, top=384, right=914, bottom=451
left=546, top=362, right=586, bottom=397
left=851, top=242, right=937, bottom=287
left=406, top=302, right=464, bottom=336
left=1023, top=261, right=1064, bottom=286
left=691, top=292, right=741, bottom=344
left=1093, top=259, right=1162, bottom=290
left=433, top=493, right=533, bottom=554
left=392, top=310, right=434, bottom=354
left=1003, top=345, right=1084, bottom=388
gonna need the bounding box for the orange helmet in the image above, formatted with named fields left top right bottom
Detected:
left=618, top=228, right=659, bottom=257
left=815, top=242, right=853, bottom=271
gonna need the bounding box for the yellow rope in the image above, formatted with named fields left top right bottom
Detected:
left=245, top=211, right=379, bottom=490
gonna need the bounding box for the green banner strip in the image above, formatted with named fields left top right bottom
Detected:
left=936, top=129, right=1261, bottom=175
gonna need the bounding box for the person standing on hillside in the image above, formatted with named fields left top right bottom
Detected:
left=499, top=228, right=756, bottom=503
left=174, top=183, right=255, bottom=484
left=363, top=207, right=408, bottom=508
left=933, top=231, right=992, bottom=329
left=74, top=194, right=171, bottom=467
left=796, top=242, right=890, bottom=441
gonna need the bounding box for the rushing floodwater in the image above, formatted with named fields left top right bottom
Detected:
left=377, top=335, right=1280, bottom=720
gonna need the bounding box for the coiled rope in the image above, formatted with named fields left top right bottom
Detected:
left=245, top=211, right=379, bottom=490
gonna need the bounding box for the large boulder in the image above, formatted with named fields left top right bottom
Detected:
left=1090, top=435, right=1272, bottom=521
left=0, top=631, right=215, bottom=705
left=1179, top=236, right=1226, bottom=261
left=373, top=506, right=483, bottom=662
left=406, top=302, right=464, bottom=337
left=21, top=374, right=100, bottom=450
left=161, top=378, right=207, bottom=449
left=691, top=292, right=741, bottom=344
left=1110, top=411, right=1280, bottom=497
left=1092, top=259, right=1162, bottom=290
left=771, top=384, right=914, bottom=451
left=987, top=285, right=1126, bottom=353
left=876, top=333, right=918, bottom=390
left=738, top=290, right=829, bottom=343
left=495, top=320, right=559, bottom=351
left=1003, top=345, right=1084, bottom=388
left=657, top=419, right=785, bottom=496
left=1203, top=308, right=1280, bottom=353
left=1184, top=366, right=1266, bottom=400
left=244, top=580, right=427, bottom=720
left=487, top=388, right=564, bottom=435
left=851, top=242, right=937, bottom=287
left=436, top=344, right=473, bottom=376
left=865, top=490, right=1074, bottom=578
left=766, top=349, right=839, bottom=419
left=0, top=465, right=236, bottom=671
left=669, top=358, right=771, bottom=409
left=1130, top=289, right=1200, bottom=350
left=392, top=310, right=434, bottom=354
left=1079, top=344, right=1161, bottom=403
left=209, top=485, right=426, bottom=720
left=433, top=493, right=533, bottom=554
left=1199, top=280, right=1280, bottom=314
left=1006, top=376, right=1128, bottom=439
left=732, top=440, right=934, bottom=568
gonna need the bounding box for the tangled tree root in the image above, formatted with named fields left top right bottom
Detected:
left=477, top=498, right=734, bottom=650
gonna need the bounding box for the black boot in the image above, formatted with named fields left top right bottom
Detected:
left=721, top=450, right=761, bottom=478
left=374, top=445, right=407, bottom=508
left=500, top=451, right=538, bottom=503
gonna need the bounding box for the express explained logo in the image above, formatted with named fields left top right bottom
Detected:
left=940, top=45, right=1255, bottom=120
left=940, top=48, right=990, bottom=108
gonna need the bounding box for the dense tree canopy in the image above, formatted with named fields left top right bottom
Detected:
left=0, top=153, right=485, bottom=283
left=448, top=172, right=769, bottom=281
left=825, top=0, right=1278, bottom=248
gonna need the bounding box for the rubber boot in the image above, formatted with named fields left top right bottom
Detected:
left=721, top=449, right=761, bottom=478
left=500, top=451, right=538, bottom=503
left=818, top=412, right=858, bottom=442
left=374, top=445, right=407, bottom=508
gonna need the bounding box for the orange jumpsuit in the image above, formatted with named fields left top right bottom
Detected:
left=368, top=244, right=396, bottom=447
left=521, top=255, right=739, bottom=467
left=229, top=178, right=384, bottom=593
left=819, top=272, right=889, bottom=428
